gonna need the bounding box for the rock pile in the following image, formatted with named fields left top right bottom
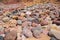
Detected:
left=0, top=3, right=60, bottom=40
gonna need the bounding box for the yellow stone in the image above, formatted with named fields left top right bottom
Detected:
left=20, top=13, right=26, bottom=17
left=12, top=16, right=18, bottom=19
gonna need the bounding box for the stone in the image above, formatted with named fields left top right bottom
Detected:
left=0, top=26, right=4, bottom=32
left=22, top=27, right=33, bottom=38
left=50, top=24, right=60, bottom=39
left=31, top=26, right=42, bottom=38
left=8, top=19, right=17, bottom=27
left=39, top=33, right=50, bottom=40
left=50, top=37, right=57, bottom=40
left=22, top=35, right=26, bottom=40
left=2, top=17, right=10, bottom=22
left=3, top=11, right=11, bottom=16
left=0, top=36, right=4, bottom=40
left=40, top=20, right=48, bottom=26
left=26, top=37, right=37, bottom=40
left=12, top=15, right=18, bottom=20
left=26, top=11, right=32, bottom=15
left=4, top=30, right=17, bottom=40
left=20, top=13, right=26, bottom=17
left=17, top=20, right=22, bottom=25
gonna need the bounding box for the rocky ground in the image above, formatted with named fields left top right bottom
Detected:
left=0, top=3, right=60, bottom=40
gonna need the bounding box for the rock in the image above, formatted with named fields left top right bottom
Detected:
left=12, top=15, right=18, bottom=20
left=26, top=11, right=32, bottom=15
left=12, top=10, right=18, bottom=14
left=0, top=36, right=4, bottom=40
left=39, top=33, right=50, bottom=40
left=2, top=17, right=10, bottom=22
left=50, top=29, right=60, bottom=39
left=8, top=19, right=17, bottom=27
left=22, top=27, right=33, bottom=38
left=32, top=22, right=38, bottom=27
left=4, top=30, right=17, bottom=40
left=50, top=24, right=60, bottom=39
left=3, top=11, right=11, bottom=16
left=40, top=20, right=48, bottom=26
left=22, top=21, right=28, bottom=27
left=31, top=26, right=42, bottom=38
left=22, top=35, right=26, bottom=40
left=0, top=26, right=4, bottom=32
left=17, top=20, right=22, bottom=25
left=17, top=33, right=21, bottom=40
left=26, top=37, right=37, bottom=40
left=50, top=37, right=57, bottom=40
left=27, top=17, right=35, bottom=21
left=20, top=13, right=26, bottom=17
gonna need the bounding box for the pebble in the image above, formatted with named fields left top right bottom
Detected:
left=8, top=19, right=17, bottom=27
left=26, top=11, right=32, bottom=15
left=20, top=13, right=26, bottom=17
left=0, top=36, right=4, bottom=40
left=50, top=37, right=57, bottom=40
left=31, top=26, right=42, bottom=38
left=17, top=20, right=22, bottom=25
left=4, top=30, right=17, bottom=40
left=22, top=27, right=33, bottom=38
left=50, top=24, right=60, bottom=39
left=2, top=17, right=10, bottom=22
left=0, top=26, right=4, bottom=32
left=12, top=15, right=18, bottom=20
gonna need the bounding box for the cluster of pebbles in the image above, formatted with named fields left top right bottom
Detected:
left=0, top=3, right=60, bottom=40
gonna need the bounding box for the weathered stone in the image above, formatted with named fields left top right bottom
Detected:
left=17, top=20, right=22, bottom=25
left=0, top=36, right=4, bottom=40
left=4, top=30, right=17, bottom=40
left=2, top=17, right=10, bottom=22
left=31, top=26, right=42, bottom=38
left=50, top=24, right=60, bottom=39
left=23, top=27, right=33, bottom=38
left=50, top=37, right=57, bottom=40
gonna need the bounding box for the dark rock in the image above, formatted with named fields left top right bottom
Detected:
left=0, top=36, right=4, bottom=40
left=50, top=37, right=57, bottom=40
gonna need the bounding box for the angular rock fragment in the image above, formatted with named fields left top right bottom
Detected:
left=22, top=27, right=33, bottom=38
left=4, top=30, right=17, bottom=40
left=31, top=26, right=42, bottom=38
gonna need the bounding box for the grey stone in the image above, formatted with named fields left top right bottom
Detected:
left=50, top=37, right=57, bottom=40
left=22, top=27, right=33, bottom=38
left=0, top=36, right=4, bottom=40
left=31, top=26, right=42, bottom=38
left=2, top=17, right=10, bottom=22
left=17, top=20, right=22, bottom=25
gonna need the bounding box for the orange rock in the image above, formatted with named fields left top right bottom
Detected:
left=12, top=16, right=18, bottom=20
left=20, top=13, right=26, bottom=17
left=26, top=33, right=50, bottom=40
left=18, top=16, right=25, bottom=20
left=39, top=33, right=50, bottom=40
left=7, top=19, right=17, bottom=27
left=26, top=37, right=37, bottom=40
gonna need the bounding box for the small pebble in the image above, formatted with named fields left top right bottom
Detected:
left=17, top=20, right=22, bottom=25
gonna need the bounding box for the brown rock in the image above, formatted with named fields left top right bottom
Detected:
left=4, top=30, right=17, bottom=40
